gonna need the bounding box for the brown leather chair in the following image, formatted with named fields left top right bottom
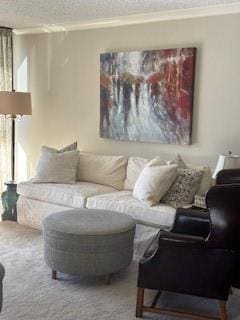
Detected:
left=216, top=168, right=240, bottom=185
left=136, top=176, right=240, bottom=320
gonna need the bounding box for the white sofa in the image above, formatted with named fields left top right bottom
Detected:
left=17, top=153, right=212, bottom=257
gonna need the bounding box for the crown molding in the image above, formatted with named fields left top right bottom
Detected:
left=13, top=2, right=240, bottom=35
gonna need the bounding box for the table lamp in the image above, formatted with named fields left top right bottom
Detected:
left=212, top=152, right=240, bottom=179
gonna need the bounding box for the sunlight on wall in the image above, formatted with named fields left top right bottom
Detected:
left=16, top=56, right=29, bottom=181
left=16, top=56, right=28, bottom=91
left=16, top=143, right=27, bottom=182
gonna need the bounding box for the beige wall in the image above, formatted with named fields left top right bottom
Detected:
left=14, top=13, right=240, bottom=181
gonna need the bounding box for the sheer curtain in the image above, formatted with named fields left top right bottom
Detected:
left=0, top=28, right=12, bottom=192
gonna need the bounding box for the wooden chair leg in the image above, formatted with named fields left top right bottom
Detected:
left=218, top=300, right=228, bottom=320
left=136, top=287, right=144, bottom=318
left=52, top=269, right=57, bottom=280
left=151, top=290, right=161, bottom=308
left=105, top=274, right=112, bottom=285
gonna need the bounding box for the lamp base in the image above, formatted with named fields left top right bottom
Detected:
left=1, top=182, right=18, bottom=222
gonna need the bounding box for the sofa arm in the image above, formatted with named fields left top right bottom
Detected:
left=171, top=207, right=210, bottom=238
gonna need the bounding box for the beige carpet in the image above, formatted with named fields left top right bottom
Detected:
left=0, top=221, right=239, bottom=320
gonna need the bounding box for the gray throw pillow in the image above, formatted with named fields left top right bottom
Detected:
left=39, top=142, right=78, bottom=154
left=32, top=146, right=79, bottom=184
left=162, top=168, right=203, bottom=208
left=42, top=142, right=78, bottom=153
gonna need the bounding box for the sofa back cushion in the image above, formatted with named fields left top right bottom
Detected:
left=124, top=156, right=149, bottom=190
left=77, top=153, right=127, bottom=190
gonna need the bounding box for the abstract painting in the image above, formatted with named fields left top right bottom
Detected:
left=100, top=47, right=196, bottom=144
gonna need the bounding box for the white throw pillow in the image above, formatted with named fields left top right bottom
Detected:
left=32, top=146, right=79, bottom=184
left=133, top=157, right=178, bottom=207
left=124, top=156, right=150, bottom=190
left=77, top=152, right=127, bottom=190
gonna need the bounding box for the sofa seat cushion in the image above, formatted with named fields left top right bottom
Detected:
left=17, top=181, right=117, bottom=208
left=86, top=191, right=176, bottom=228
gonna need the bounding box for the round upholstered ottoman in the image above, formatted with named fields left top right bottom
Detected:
left=43, top=208, right=136, bottom=283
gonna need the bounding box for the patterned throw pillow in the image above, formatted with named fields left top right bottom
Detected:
left=59, top=141, right=77, bottom=152
left=162, top=168, right=203, bottom=208
left=167, top=154, right=186, bottom=169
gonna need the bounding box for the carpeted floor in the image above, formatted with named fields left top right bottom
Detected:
left=0, top=221, right=239, bottom=320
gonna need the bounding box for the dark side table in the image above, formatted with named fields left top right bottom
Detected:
left=1, top=182, right=18, bottom=221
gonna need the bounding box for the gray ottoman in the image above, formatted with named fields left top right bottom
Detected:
left=43, top=208, right=136, bottom=283
left=0, top=263, right=5, bottom=312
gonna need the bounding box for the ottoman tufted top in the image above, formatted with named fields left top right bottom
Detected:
left=43, top=208, right=135, bottom=236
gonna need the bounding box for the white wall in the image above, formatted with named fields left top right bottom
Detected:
left=13, top=13, right=240, bottom=180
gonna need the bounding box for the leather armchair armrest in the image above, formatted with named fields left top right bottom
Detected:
left=140, top=230, right=205, bottom=264
left=158, top=230, right=205, bottom=248
left=216, top=169, right=240, bottom=185
left=171, top=207, right=210, bottom=238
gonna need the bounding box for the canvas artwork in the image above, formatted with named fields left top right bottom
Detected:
left=100, top=47, right=196, bottom=144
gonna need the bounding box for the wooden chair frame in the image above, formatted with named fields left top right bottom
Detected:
left=136, top=287, right=228, bottom=320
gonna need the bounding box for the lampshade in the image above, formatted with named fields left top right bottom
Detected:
left=0, top=91, right=32, bottom=116
left=212, top=154, right=240, bottom=179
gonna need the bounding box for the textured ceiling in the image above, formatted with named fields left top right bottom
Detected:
left=0, top=0, right=240, bottom=30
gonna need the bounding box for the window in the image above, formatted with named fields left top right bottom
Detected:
left=0, top=27, right=12, bottom=191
